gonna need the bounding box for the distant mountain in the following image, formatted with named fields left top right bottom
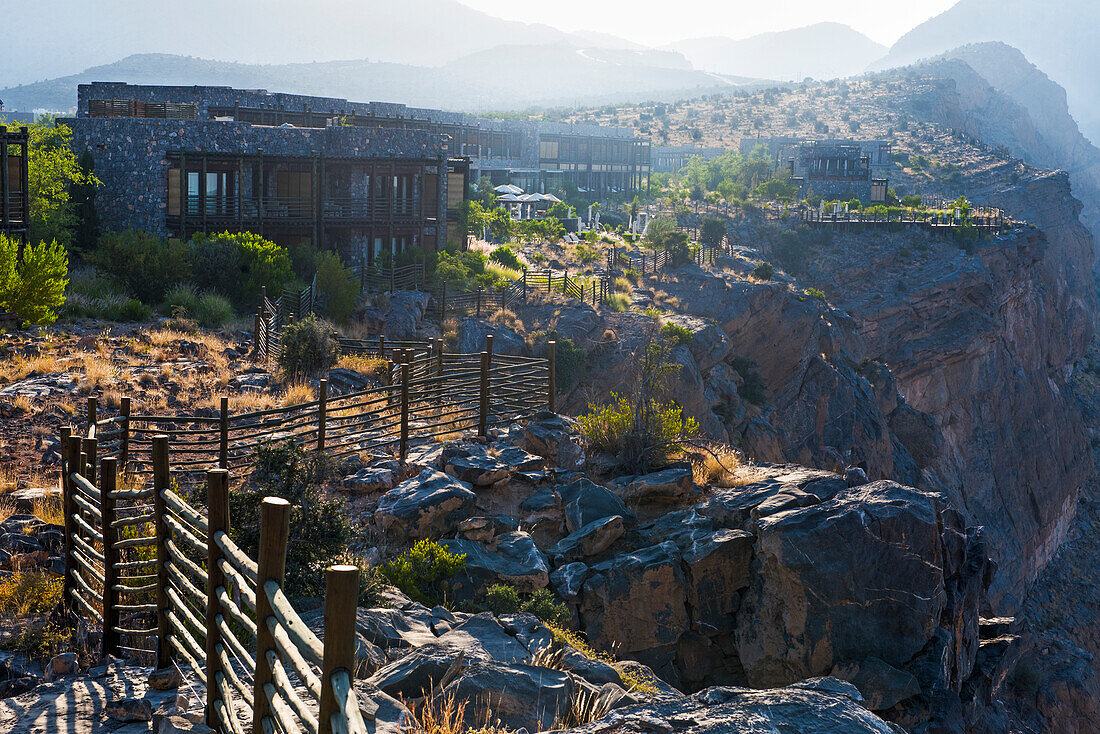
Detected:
left=666, top=23, right=886, bottom=81
left=0, top=0, right=622, bottom=88
left=0, top=50, right=765, bottom=115
left=875, top=0, right=1100, bottom=144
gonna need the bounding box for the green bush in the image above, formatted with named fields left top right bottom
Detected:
left=381, top=540, right=467, bottom=607
left=313, top=250, right=358, bottom=324
left=730, top=357, right=767, bottom=406
left=806, top=287, right=827, bottom=303
left=575, top=242, right=601, bottom=264
left=189, top=231, right=294, bottom=312
left=93, top=231, right=189, bottom=304
left=659, top=322, right=693, bottom=347
left=488, top=246, right=522, bottom=271
left=0, top=235, right=69, bottom=326
left=120, top=298, right=152, bottom=322
left=547, top=332, right=586, bottom=393
left=753, top=262, right=775, bottom=280
left=484, top=583, right=521, bottom=615
left=608, top=293, right=631, bottom=312
left=578, top=393, right=697, bottom=470
left=521, top=588, right=571, bottom=627
left=664, top=232, right=691, bottom=266
left=276, top=315, right=340, bottom=378
left=218, top=441, right=353, bottom=599
left=194, top=292, right=235, bottom=328
left=162, top=284, right=200, bottom=317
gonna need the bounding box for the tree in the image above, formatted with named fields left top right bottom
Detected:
left=2, top=118, right=98, bottom=247
left=473, top=177, right=498, bottom=207
left=69, top=149, right=99, bottom=255
left=700, top=217, right=727, bottom=248
left=313, top=250, right=358, bottom=324
left=0, top=234, right=69, bottom=326
left=645, top=216, right=677, bottom=248
left=546, top=201, right=570, bottom=219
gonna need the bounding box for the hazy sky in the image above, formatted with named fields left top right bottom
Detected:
left=457, top=0, right=960, bottom=47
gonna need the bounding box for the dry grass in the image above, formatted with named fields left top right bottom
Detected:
left=0, top=498, right=16, bottom=525
left=0, top=571, right=63, bottom=617
left=335, top=355, right=390, bottom=382
left=281, top=382, right=316, bottom=407
left=223, top=392, right=280, bottom=414
left=486, top=308, right=522, bottom=332
left=11, top=394, right=34, bottom=415
left=32, top=495, right=64, bottom=526
left=691, top=444, right=761, bottom=488
left=0, top=354, right=64, bottom=383
left=402, top=691, right=514, bottom=734
left=440, top=318, right=460, bottom=349
left=78, top=352, right=115, bottom=392
left=545, top=623, right=659, bottom=697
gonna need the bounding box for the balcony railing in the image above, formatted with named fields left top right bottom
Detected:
left=178, top=195, right=422, bottom=221
left=0, top=192, right=28, bottom=227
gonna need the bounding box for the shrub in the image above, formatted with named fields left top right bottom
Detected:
left=119, top=298, right=152, bottom=322
left=730, top=356, right=767, bottom=405
left=664, top=232, right=691, bottom=266
left=93, top=230, right=189, bottom=303
left=488, top=245, right=522, bottom=271
left=612, top=277, right=632, bottom=293
left=313, top=250, right=358, bottom=324
left=381, top=540, right=467, bottom=607
left=521, top=588, right=570, bottom=627
left=575, top=242, right=601, bottom=264
left=162, top=284, right=200, bottom=317
left=277, top=315, right=340, bottom=377
left=753, top=262, right=775, bottom=280
left=189, top=231, right=294, bottom=312
left=659, top=322, right=693, bottom=347
left=578, top=393, right=697, bottom=471
left=0, top=235, right=69, bottom=326
left=0, top=570, right=62, bottom=617
left=806, top=287, right=827, bottom=302
left=194, top=292, right=235, bottom=328
left=546, top=332, right=586, bottom=393
left=215, top=441, right=352, bottom=599
left=484, top=583, right=521, bottom=615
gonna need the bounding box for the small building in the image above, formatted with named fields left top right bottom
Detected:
left=791, top=141, right=887, bottom=203
left=0, top=125, right=30, bottom=244
left=651, top=145, right=727, bottom=174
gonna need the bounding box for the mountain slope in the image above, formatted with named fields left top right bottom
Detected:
left=666, top=23, right=886, bottom=81
left=876, top=0, right=1100, bottom=144
left=0, top=0, right=597, bottom=88
left=0, top=51, right=763, bottom=114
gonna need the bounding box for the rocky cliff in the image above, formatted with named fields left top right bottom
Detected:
left=795, top=173, right=1095, bottom=610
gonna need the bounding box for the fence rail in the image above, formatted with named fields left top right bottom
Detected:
left=91, top=337, right=552, bottom=476
left=60, top=432, right=372, bottom=734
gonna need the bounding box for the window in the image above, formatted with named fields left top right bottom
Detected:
left=167, top=169, right=180, bottom=216
left=423, top=174, right=439, bottom=217
left=277, top=171, right=312, bottom=216
left=540, top=140, right=559, bottom=160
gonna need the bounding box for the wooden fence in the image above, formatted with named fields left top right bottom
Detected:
left=349, top=262, right=425, bottom=294
left=90, top=338, right=552, bottom=476
left=59, top=433, right=371, bottom=734
left=431, top=268, right=610, bottom=319
left=606, top=242, right=720, bottom=276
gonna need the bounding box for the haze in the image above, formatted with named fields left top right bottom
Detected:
left=458, top=0, right=960, bottom=47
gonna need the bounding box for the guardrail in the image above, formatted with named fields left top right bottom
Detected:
left=59, top=435, right=371, bottom=734
left=88, top=336, right=552, bottom=475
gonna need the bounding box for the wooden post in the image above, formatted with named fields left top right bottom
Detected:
left=84, top=437, right=98, bottom=486
left=547, top=341, right=557, bottom=413
left=390, top=263, right=396, bottom=294
left=378, top=334, right=386, bottom=360
left=485, top=334, right=494, bottom=358
left=254, top=307, right=263, bottom=356
left=219, top=397, right=229, bottom=470
left=476, top=288, right=482, bottom=318
left=119, top=397, right=131, bottom=466
left=61, top=432, right=78, bottom=616
left=206, top=469, right=230, bottom=730
left=440, top=281, right=447, bottom=318
left=253, top=497, right=291, bottom=734
left=399, top=364, right=410, bottom=463
left=152, top=435, right=172, bottom=669
left=101, top=458, right=120, bottom=658
left=478, top=350, right=490, bottom=437
left=319, top=565, right=361, bottom=734
left=523, top=268, right=528, bottom=300
left=318, top=379, right=328, bottom=455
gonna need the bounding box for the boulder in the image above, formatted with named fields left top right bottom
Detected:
left=617, top=466, right=694, bottom=504
left=45, top=653, right=78, bottom=682
left=661, top=314, right=732, bottom=372
left=682, top=528, right=754, bottom=635
left=549, top=562, right=589, bottom=601
left=147, top=667, right=182, bottom=691
left=580, top=542, right=689, bottom=660
left=443, top=532, right=551, bottom=590
left=375, top=469, right=476, bottom=539
left=523, top=412, right=585, bottom=470
left=158, top=716, right=215, bottom=734
left=548, top=515, right=624, bottom=560
left=457, top=319, right=526, bottom=356
left=831, top=657, right=921, bottom=711
left=555, top=678, right=905, bottom=733
left=734, top=481, right=972, bottom=688
left=559, top=479, right=631, bottom=533
left=442, top=660, right=573, bottom=732
left=342, top=467, right=397, bottom=494
left=107, top=698, right=153, bottom=722
left=443, top=446, right=511, bottom=486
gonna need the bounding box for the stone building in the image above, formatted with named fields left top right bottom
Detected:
left=651, top=145, right=727, bottom=174
left=0, top=125, right=29, bottom=244
left=790, top=142, right=887, bottom=202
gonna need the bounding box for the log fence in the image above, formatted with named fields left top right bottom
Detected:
left=61, top=432, right=374, bottom=734
left=88, top=340, right=551, bottom=478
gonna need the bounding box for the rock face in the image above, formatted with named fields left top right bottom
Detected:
left=375, top=470, right=476, bottom=539
left=801, top=180, right=1095, bottom=608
